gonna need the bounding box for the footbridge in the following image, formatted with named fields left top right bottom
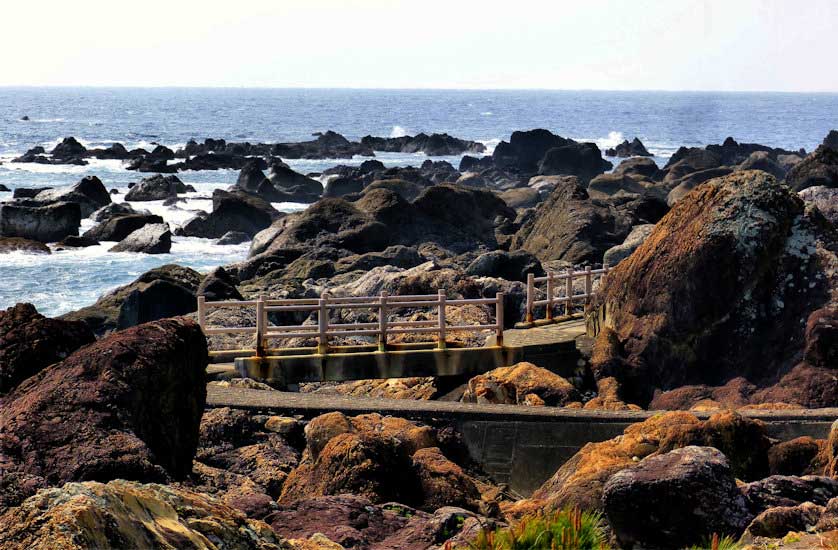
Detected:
left=198, top=267, right=609, bottom=386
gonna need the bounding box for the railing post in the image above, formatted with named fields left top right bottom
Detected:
left=197, top=295, right=206, bottom=329
left=545, top=271, right=554, bottom=322
left=255, top=296, right=265, bottom=357
left=317, top=297, right=328, bottom=355
left=525, top=273, right=534, bottom=323
left=378, top=291, right=388, bottom=352
left=585, top=265, right=593, bottom=303
left=565, top=267, right=574, bottom=316
left=437, top=289, right=447, bottom=350
left=495, top=292, right=505, bottom=347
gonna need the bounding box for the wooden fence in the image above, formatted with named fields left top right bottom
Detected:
left=524, top=266, right=609, bottom=324
left=198, top=290, right=505, bottom=357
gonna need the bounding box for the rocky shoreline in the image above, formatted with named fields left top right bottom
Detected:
left=1, top=128, right=837, bottom=548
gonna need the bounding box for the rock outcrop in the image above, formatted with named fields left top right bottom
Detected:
left=124, top=174, right=193, bottom=201
left=109, top=223, right=172, bottom=254
left=0, top=317, right=208, bottom=510
left=20, top=176, right=111, bottom=217
left=0, top=201, right=81, bottom=242
left=603, top=446, right=751, bottom=549
left=589, top=170, right=838, bottom=407
left=83, top=213, right=164, bottom=242
left=786, top=146, right=838, bottom=191
left=0, top=303, right=94, bottom=394
left=178, top=189, right=282, bottom=239
left=605, top=137, right=652, bottom=157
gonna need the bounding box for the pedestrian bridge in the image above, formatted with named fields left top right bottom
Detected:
left=198, top=267, right=609, bottom=386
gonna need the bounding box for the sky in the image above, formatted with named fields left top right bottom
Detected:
left=2, top=0, right=836, bottom=92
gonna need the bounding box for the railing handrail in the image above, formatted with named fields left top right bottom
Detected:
left=198, top=290, right=505, bottom=356
left=524, top=265, right=609, bottom=324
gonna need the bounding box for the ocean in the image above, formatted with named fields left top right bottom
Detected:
left=1, top=87, right=837, bottom=316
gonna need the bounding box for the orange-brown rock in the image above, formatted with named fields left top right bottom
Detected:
left=768, top=437, right=826, bottom=476
left=461, top=362, right=580, bottom=406
left=589, top=170, right=838, bottom=407
left=529, top=410, right=770, bottom=511
left=582, top=376, right=642, bottom=411
left=412, top=447, right=481, bottom=511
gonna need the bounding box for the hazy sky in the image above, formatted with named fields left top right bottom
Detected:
left=3, top=0, right=836, bottom=91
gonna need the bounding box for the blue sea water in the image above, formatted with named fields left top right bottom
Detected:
left=1, top=87, right=837, bottom=316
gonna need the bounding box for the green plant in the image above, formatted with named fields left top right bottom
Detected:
left=467, top=507, right=607, bottom=550
left=687, top=533, right=743, bottom=550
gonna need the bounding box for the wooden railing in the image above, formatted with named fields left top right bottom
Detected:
left=198, top=290, right=505, bottom=357
left=524, top=266, right=609, bottom=324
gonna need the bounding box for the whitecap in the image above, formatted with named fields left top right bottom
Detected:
left=479, top=139, right=501, bottom=155
left=389, top=125, right=409, bottom=138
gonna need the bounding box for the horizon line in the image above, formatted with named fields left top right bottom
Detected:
left=2, top=84, right=838, bottom=94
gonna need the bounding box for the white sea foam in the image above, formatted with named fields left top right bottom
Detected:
left=481, top=111, right=493, bottom=116
left=389, top=125, right=409, bottom=138
left=595, top=131, right=625, bottom=149
left=479, top=139, right=501, bottom=155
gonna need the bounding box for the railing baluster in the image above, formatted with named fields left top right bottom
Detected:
left=437, top=289, right=447, bottom=350
left=378, top=291, right=388, bottom=352
left=255, top=295, right=265, bottom=357
left=197, top=295, right=206, bottom=329
left=495, top=291, right=504, bottom=347
left=545, top=271, right=554, bottom=322
left=565, top=267, right=574, bottom=316
left=318, top=297, right=328, bottom=355
left=526, top=273, right=534, bottom=324
left=585, top=265, right=593, bottom=303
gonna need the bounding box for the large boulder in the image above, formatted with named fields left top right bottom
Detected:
left=0, top=303, right=94, bottom=394
left=529, top=411, right=770, bottom=512
left=603, top=446, right=752, bottom=549
left=613, top=156, right=660, bottom=178
left=109, top=223, right=172, bottom=254
left=492, top=129, right=569, bottom=174
left=0, top=480, right=283, bottom=550
left=24, top=176, right=111, bottom=217
left=125, top=174, right=192, bottom=201
left=197, top=266, right=243, bottom=301
left=0, top=201, right=81, bottom=242
left=178, top=189, right=281, bottom=239
left=589, top=170, right=838, bottom=407
left=83, top=213, right=164, bottom=242
left=510, top=177, right=667, bottom=264
left=0, top=237, right=50, bottom=254
left=50, top=136, right=86, bottom=159
left=738, top=150, right=787, bottom=180
left=0, top=317, right=207, bottom=510
left=786, top=146, right=838, bottom=191
left=537, top=143, right=612, bottom=182
left=61, top=264, right=202, bottom=335
left=461, top=362, right=580, bottom=406
left=464, top=250, right=542, bottom=282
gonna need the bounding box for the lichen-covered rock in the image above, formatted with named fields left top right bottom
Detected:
left=740, top=475, right=838, bottom=515
left=530, top=410, right=770, bottom=512
left=0, top=480, right=284, bottom=550
left=603, top=446, right=752, bottom=549
left=0, top=317, right=207, bottom=510
left=461, top=362, right=580, bottom=406
left=589, top=170, right=838, bottom=407
left=800, top=185, right=838, bottom=226
left=0, top=303, right=94, bottom=394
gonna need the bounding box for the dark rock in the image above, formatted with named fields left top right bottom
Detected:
left=0, top=185, right=9, bottom=192
left=738, top=150, right=787, bottom=180
left=197, top=267, right=243, bottom=302
left=603, top=446, right=752, bottom=549
left=360, top=133, right=485, bottom=156
left=768, top=437, right=825, bottom=476
left=799, top=186, right=838, bottom=226
left=55, top=235, right=99, bottom=248
left=235, top=160, right=269, bottom=194
left=613, top=156, right=660, bottom=178
left=217, top=231, right=251, bottom=245
left=0, top=303, right=94, bottom=394
left=459, top=155, right=494, bottom=173
left=83, top=213, right=164, bottom=242
left=605, top=137, right=652, bottom=157
left=50, top=137, right=86, bottom=159
left=0, top=201, right=81, bottom=242
left=589, top=170, right=838, bottom=407
left=61, top=264, right=202, bottom=335
left=493, top=129, right=570, bottom=174
left=0, top=317, right=207, bottom=510
left=786, top=146, right=838, bottom=191
left=362, top=179, right=427, bottom=202
left=11, top=187, right=51, bottom=199
left=0, top=237, right=51, bottom=254
left=109, top=223, right=172, bottom=254
left=465, top=250, right=542, bottom=282
left=178, top=189, right=281, bottom=239
left=824, top=130, right=838, bottom=150
left=666, top=166, right=735, bottom=205
left=25, top=176, right=111, bottom=217
left=333, top=245, right=425, bottom=274
left=91, top=202, right=140, bottom=223
left=537, top=142, right=612, bottom=182
left=744, top=501, right=824, bottom=539
left=741, top=475, right=838, bottom=515
left=125, top=174, right=190, bottom=201
left=510, top=177, right=666, bottom=264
